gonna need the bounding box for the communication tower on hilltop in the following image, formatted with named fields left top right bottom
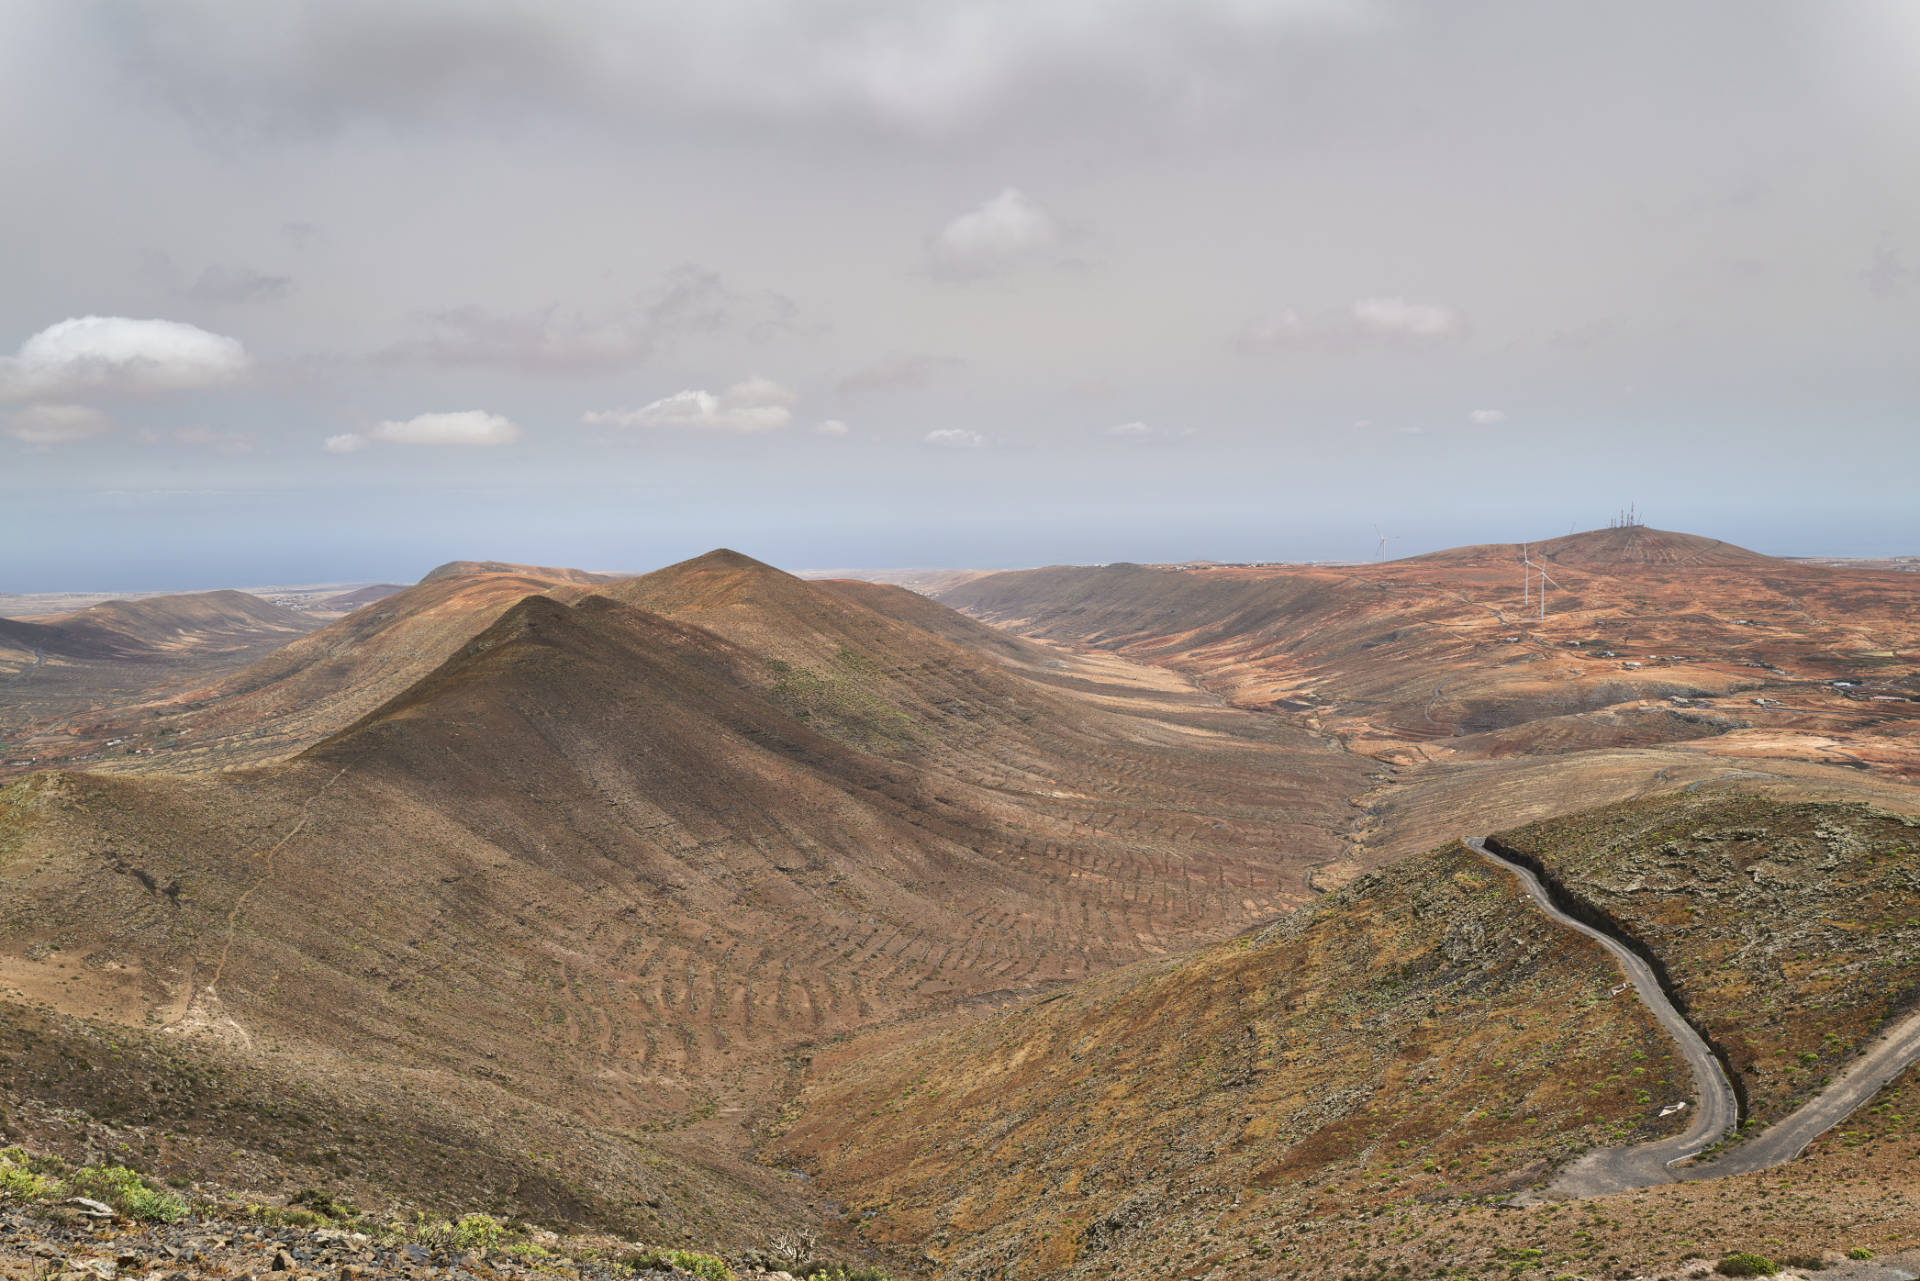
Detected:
left=1607, top=503, right=1643, bottom=529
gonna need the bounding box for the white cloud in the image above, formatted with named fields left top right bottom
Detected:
left=381, top=267, right=801, bottom=373
left=1468, top=408, right=1506, bottom=425
left=1236, top=298, right=1466, bottom=352
left=366, top=410, right=521, bottom=447
left=924, top=428, right=986, bottom=448
left=1105, top=420, right=1196, bottom=441
left=324, top=433, right=369, bottom=453
left=836, top=353, right=965, bottom=398
left=171, top=424, right=254, bottom=453
left=816, top=419, right=851, bottom=436
left=118, top=3, right=1378, bottom=138
left=1351, top=297, right=1464, bottom=340
left=3, top=403, right=113, bottom=445
left=1233, top=311, right=1311, bottom=353
left=927, top=188, right=1064, bottom=279
left=0, top=317, right=248, bottom=402
left=183, top=265, right=293, bottom=306
left=584, top=376, right=795, bottom=432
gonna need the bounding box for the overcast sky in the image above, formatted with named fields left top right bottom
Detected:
left=3, top=1, right=1918, bottom=590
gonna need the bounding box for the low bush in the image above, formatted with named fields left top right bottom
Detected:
left=452, top=1214, right=505, bottom=1252
left=1848, top=1247, right=1875, bottom=1261
left=1715, top=1254, right=1779, bottom=1278
left=68, top=1165, right=189, bottom=1223
left=0, top=1149, right=58, bottom=1202
left=630, top=1248, right=731, bottom=1281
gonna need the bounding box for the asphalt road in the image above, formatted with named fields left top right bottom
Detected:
left=1468, top=835, right=1920, bottom=1198
left=1463, top=837, right=1740, bottom=1197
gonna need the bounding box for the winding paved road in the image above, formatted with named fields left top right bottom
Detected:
left=1467, top=835, right=1920, bottom=1198
left=1464, top=837, right=1738, bottom=1195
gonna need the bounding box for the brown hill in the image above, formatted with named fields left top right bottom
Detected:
left=0, top=590, right=313, bottom=661
left=1406, top=526, right=1776, bottom=570
left=106, top=565, right=604, bottom=771
left=420, top=560, right=622, bottom=586
left=316, top=583, right=408, bottom=611
left=0, top=561, right=1363, bottom=1243
left=939, top=531, right=1920, bottom=787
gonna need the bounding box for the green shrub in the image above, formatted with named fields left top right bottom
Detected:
left=1848, top=1247, right=1875, bottom=1261
left=69, top=1165, right=189, bottom=1223
left=452, top=1214, right=505, bottom=1252
left=0, top=1162, right=59, bottom=1201
left=630, top=1248, right=731, bottom=1281
left=1715, top=1254, right=1779, bottom=1278
left=290, top=1187, right=358, bottom=1221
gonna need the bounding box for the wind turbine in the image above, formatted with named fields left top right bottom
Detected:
left=1374, top=524, right=1398, bottom=562
left=1521, top=544, right=1532, bottom=609
left=1536, top=559, right=1560, bottom=620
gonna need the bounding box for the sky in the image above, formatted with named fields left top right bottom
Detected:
left=2, top=1, right=1918, bottom=591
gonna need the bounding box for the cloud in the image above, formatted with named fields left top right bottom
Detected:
left=1351, top=297, right=1464, bottom=340
left=169, top=424, right=254, bottom=453
left=584, top=376, right=795, bottom=432
left=836, top=353, right=965, bottom=398
left=1869, top=245, right=1917, bottom=300
left=3, top=404, right=113, bottom=445
left=1468, top=409, right=1506, bottom=425
left=815, top=419, right=851, bottom=436
left=0, top=316, right=248, bottom=402
left=380, top=267, right=802, bottom=373
left=345, top=410, right=522, bottom=448
left=1104, top=420, right=1197, bottom=441
left=114, top=3, right=1377, bottom=138
left=923, top=428, right=986, bottom=448
left=1233, top=311, right=1312, bottom=353
left=1235, top=298, right=1466, bottom=352
left=183, top=264, right=293, bottom=306
left=927, top=188, right=1065, bottom=279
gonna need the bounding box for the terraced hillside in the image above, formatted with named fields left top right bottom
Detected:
left=0, top=553, right=1363, bottom=1246
left=773, top=789, right=1920, bottom=1280
left=1492, top=793, right=1920, bottom=1128
left=771, top=841, right=1695, bottom=1280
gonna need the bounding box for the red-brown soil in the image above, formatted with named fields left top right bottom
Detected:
left=0, top=552, right=1364, bottom=1247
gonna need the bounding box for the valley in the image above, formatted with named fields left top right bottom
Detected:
left=0, top=530, right=1916, bottom=1281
